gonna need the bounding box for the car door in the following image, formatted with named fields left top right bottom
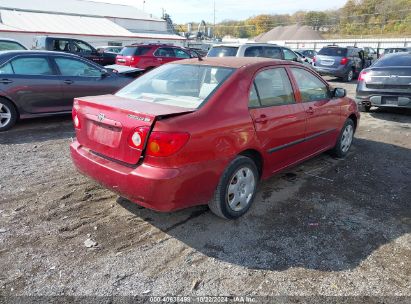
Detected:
left=248, top=67, right=307, bottom=173
left=289, top=67, right=340, bottom=154
left=0, top=55, right=64, bottom=114
left=52, top=56, right=120, bottom=109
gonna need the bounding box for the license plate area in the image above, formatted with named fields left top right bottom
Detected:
left=87, top=121, right=122, bottom=148
left=383, top=96, right=398, bottom=105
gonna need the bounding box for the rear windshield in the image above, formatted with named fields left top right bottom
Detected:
left=207, top=46, right=239, bottom=57
left=0, top=41, right=26, bottom=51
left=318, top=47, right=347, bottom=57
left=116, top=64, right=235, bottom=109
left=373, top=54, right=411, bottom=67
left=120, top=46, right=151, bottom=56
left=384, top=48, right=407, bottom=54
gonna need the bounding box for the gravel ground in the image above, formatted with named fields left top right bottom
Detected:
left=0, top=78, right=410, bottom=299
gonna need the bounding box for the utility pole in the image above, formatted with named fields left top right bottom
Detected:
left=213, top=0, right=216, bottom=38
left=142, top=0, right=145, bottom=12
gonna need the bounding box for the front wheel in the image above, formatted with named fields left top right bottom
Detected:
left=208, top=156, right=259, bottom=219
left=331, top=119, right=355, bottom=158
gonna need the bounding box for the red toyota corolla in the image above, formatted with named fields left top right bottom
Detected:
left=70, top=57, right=359, bottom=219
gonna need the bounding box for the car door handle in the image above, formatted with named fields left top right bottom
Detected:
left=254, top=115, right=268, bottom=124
left=306, top=107, right=314, bottom=114
left=0, top=79, right=12, bottom=84
left=64, top=80, right=74, bottom=85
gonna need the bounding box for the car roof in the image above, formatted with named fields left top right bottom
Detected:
left=172, top=57, right=295, bottom=69
left=0, top=50, right=83, bottom=57
left=212, top=42, right=279, bottom=48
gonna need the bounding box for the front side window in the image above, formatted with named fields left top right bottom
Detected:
left=290, top=68, right=329, bottom=102
left=251, top=68, right=295, bottom=107
left=174, top=49, right=190, bottom=59
left=154, top=48, right=175, bottom=58
left=283, top=48, right=297, bottom=61
left=6, top=57, right=53, bottom=75
left=55, top=57, right=101, bottom=77
left=72, top=41, right=93, bottom=53
left=116, top=64, right=235, bottom=109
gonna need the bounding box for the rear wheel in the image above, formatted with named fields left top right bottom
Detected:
left=0, top=99, right=17, bottom=132
left=343, top=69, right=354, bottom=82
left=208, top=156, right=259, bottom=219
left=331, top=118, right=355, bottom=158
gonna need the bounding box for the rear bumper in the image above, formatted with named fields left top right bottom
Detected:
left=70, top=141, right=224, bottom=212
left=356, top=89, right=411, bottom=109
left=314, top=65, right=350, bottom=78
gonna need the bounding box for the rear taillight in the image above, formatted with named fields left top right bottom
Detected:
left=72, top=107, right=81, bottom=129
left=358, top=71, right=371, bottom=82
left=128, top=126, right=150, bottom=150
left=340, top=57, right=348, bottom=65
left=313, top=56, right=316, bottom=63
left=146, top=132, right=190, bottom=157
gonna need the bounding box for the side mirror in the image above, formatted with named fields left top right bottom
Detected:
left=101, top=69, right=110, bottom=78
left=333, top=88, right=346, bottom=98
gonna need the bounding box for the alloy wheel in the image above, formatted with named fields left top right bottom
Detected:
left=341, top=124, right=354, bottom=153
left=226, top=166, right=256, bottom=212
left=0, top=102, right=12, bottom=128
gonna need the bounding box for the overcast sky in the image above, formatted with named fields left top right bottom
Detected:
left=94, top=0, right=348, bottom=23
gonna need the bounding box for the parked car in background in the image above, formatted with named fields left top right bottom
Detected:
left=187, top=47, right=208, bottom=58
left=70, top=57, right=359, bottom=219
left=0, top=51, right=134, bottom=131
left=0, top=38, right=27, bottom=51
left=363, top=46, right=378, bottom=61
left=295, top=49, right=317, bottom=59
left=294, top=50, right=313, bottom=64
left=314, top=46, right=367, bottom=82
left=115, top=44, right=194, bottom=71
left=356, top=52, right=411, bottom=112
left=33, top=36, right=113, bottom=65
left=96, top=46, right=123, bottom=65
left=382, top=47, right=411, bottom=56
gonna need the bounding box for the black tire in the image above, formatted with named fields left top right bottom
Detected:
left=0, top=98, right=18, bottom=132
left=331, top=118, right=355, bottom=158
left=208, top=156, right=259, bottom=220
left=364, top=105, right=371, bottom=112
left=343, top=69, right=354, bottom=82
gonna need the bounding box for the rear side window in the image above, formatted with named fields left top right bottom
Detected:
left=318, top=47, right=348, bottom=57
left=0, top=41, right=26, bottom=51
left=251, top=68, right=295, bottom=107
left=290, top=68, right=329, bottom=102
left=120, top=46, right=151, bottom=56
left=244, top=46, right=264, bottom=57
left=264, top=47, right=282, bottom=59
left=3, top=57, right=54, bottom=75
left=207, top=46, right=239, bottom=57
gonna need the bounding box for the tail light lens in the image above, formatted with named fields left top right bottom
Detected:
left=313, top=56, right=316, bottom=64
left=147, top=132, right=190, bottom=157
left=358, top=71, right=371, bottom=83
left=72, top=107, right=81, bottom=129
left=340, top=57, right=348, bottom=65
left=128, top=126, right=150, bottom=150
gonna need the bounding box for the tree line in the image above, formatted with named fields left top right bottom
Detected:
left=176, top=0, right=411, bottom=38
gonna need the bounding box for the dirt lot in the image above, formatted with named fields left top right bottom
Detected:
left=0, top=78, right=410, bottom=298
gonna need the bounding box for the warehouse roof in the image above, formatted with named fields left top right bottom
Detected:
left=0, top=0, right=162, bottom=21
left=0, top=10, right=185, bottom=40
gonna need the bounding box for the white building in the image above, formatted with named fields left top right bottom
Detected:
left=0, top=0, right=186, bottom=48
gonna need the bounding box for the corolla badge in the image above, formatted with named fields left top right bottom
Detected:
left=97, top=113, right=106, bottom=121
left=128, top=114, right=151, bottom=122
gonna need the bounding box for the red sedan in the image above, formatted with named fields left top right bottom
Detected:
left=70, top=57, right=359, bottom=219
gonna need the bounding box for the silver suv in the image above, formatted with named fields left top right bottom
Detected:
left=207, top=43, right=303, bottom=63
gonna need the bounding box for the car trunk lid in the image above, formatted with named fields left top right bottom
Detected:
left=365, top=67, right=411, bottom=91
left=74, top=95, right=195, bottom=165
